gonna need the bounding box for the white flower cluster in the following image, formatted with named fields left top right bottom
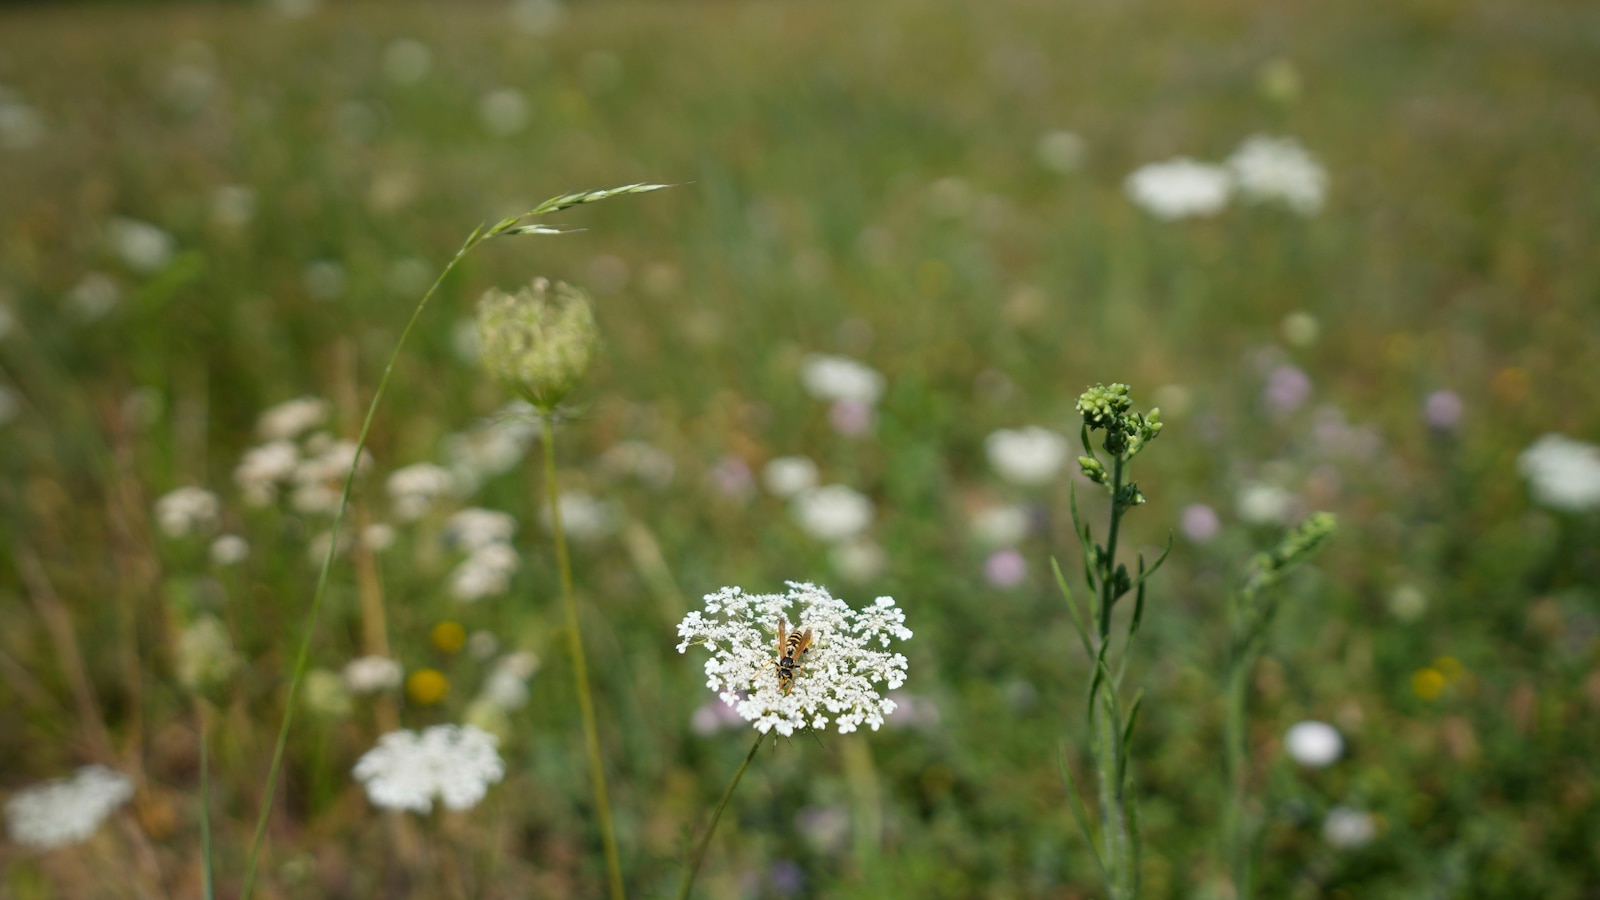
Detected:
left=985, top=427, right=1069, bottom=487
left=5, top=765, right=134, bottom=850
left=792, top=484, right=874, bottom=543
left=153, top=486, right=220, bottom=538
left=763, top=455, right=819, bottom=498
left=800, top=354, right=885, bottom=405
left=1518, top=434, right=1600, bottom=512
left=352, top=725, right=505, bottom=813
left=343, top=655, right=403, bottom=694
left=386, top=462, right=457, bottom=521
left=445, top=508, right=520, bottom=602
left=233, top=397, right=373, bottom=513
left=677, top=582, right=911, bottom=737
left=442, top=402, right=541, bottom=494
left=540, top=491, right=618, bottom=543
left=1126, top=135, right=1327, bottom=220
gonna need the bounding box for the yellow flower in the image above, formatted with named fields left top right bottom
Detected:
left=406, top=668, right=450, bottom=706
left=431, top=621, right=467, bottom=654
left=1411, top=667, right=1446, bottom=701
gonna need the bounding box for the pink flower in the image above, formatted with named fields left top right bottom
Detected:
left=1423, top=390, right=1463, bottom=431
left=984, top=549, right=1027, bottom=587
left=828, top=398, right=876, bottom=437
left=1181, top=503, right=1220, bottom=543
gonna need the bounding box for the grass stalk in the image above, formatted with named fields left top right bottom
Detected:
left=677, top=731, right=764, bottom=900
left=541, top=418, right=627, bottom=900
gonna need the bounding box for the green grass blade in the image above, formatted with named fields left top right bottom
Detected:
left=200, top=718, right=214, bottom=900
left=1051, top=557, right=1095, bottom=661
left=1056, top=743, right=1110, bottom=885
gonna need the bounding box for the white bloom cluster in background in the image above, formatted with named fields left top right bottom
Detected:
left=343, top=655, right=403, bottom=694
left=386, top=462, right=457, bottom=521
left=1284, top=720, right=1344, bottom=768
left=1322, top=806, right=1377, bottom=849
left=1228, top=135, right=1328, bottom=215
left=291, top=435, right=374, bottom=515
left=540, top=491, right=619, bottom=543
left=800, top=354, right=885, bottom=405
left=256, top=396, right=327, bottom=442
left=5, top=765, right=134, bottom=850
left=445, top=507, right=520, bottom=602
left=352, top=725, right=505, bottom=813
left=676, top=582, right=911, bottom=736
left=153, top=486, right=220, bottom=538
left=985, top=427, right=1068, bottom=487
left=763, top=455, right=819, bottom=498
left=1127, top=135, right=1328, bottom=220
left=1518, top=434, right=1600, bottom=512
left=792, top=484, right=874, bottom=543
left=106, top=217, right=175, bottom=273
left=1124, top=158, right=1232, bottom=220
left=442, top=402, right=540, bottom=494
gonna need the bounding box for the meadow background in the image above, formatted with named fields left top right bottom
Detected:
left=2, top=0, right=1599, bottom=897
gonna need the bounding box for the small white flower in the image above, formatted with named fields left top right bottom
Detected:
left=479, top=88, right=530, bottom=136
left=540, top=492, right=618, bottom=542
left=65, top=272, right=121, bottom=322
left=107, top=218, right=175, bottom=273
left=256, top=397, right=328, bottom=441
left=1322, top=806, right=1376, bottom=849
left=209, top=534, right=249, bottom=566
left=234, top=440, right=299, bottom=506
left=449, top=543, right=519, bottom=602
left=291, top=440, right=372, bottom=515
left=800, top=354, right=885, bottom=405
left=1124, top=158, right=1232, bottom=220
left=443, top=408, right=541, bottom=494
left=154, top=486, right=220, bottom=538
left=445, top=507, right=517, bottom=552
left=1518, top=434, right=1600, bottom=512
left=176, top=616, right=241, bottom=691
left=1036, top=130, right=1088, bottom=173
left=1227, top=135, right=1327, bottom=216
left=829, top=538, right=886, bottom=583
left=677, top=583, right=912, bottom=736
left=363, top=523, right=397, bottom=552
left=970, top=503, right=1031, bottom=547
left=479, top=651, right=540, bottom=710
left=5, top=766, right=134, bottom=850
left=343, top=655, right=403, bottom=694
left=353, top=725, right=505, bottom=813
left=985, top=427, right=1068, bottom=487
left=386, top=463, right=457, bottom=521
left=763, top=455, right=819, bottom=498
left=1236, top=482, right=1295, bottom=525
left=792, top=485, right=874, bottom=543
left=1284, top=720, right=1343, bottom=768
left=210, top=184, right=256, bottom=228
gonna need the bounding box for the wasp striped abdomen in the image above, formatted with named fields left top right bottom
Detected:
left=774, top=617, right=813, bottom=694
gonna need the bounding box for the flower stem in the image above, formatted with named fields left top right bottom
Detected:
left=677, top=732, right=764, bottom=900
left=541, top=418, right=626, bottom=900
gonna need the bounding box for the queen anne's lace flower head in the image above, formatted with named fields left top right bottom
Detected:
left=352, top=724, right=505, bottom=813
left=677, top=582, right=911, bottom=737
left=5, top=765, right=134, bottom=850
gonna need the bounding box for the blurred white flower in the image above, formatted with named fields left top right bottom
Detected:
left=343, top=655, right=403, bottom=694
left=800, top=354, right=885, bottom=405
left=445, top=508, right=517, bottom=552
left=386, top=463, right=456, bottom=521
left=510, top=0, right=565, bottom=35
left=763, top=455, right=819, bottom=498
left=970, top=503, right=1031, bottom=547
left=1124, top=158, right=1231, bottom=220
left=65, top=272, right=121, bottom=322
left=450, top=543, right=519, bottom=602
left=541, top=492, right=618, bottom=542
left=304, top=668, right=353, bottom=718
left=677, top=582, right=912, bottom=736
left=985, top=427, right=1068, bottom=487
left=107, top=218, right=175, bottom=273
left=1281, top=311, right=1320, bottom=348
left=1322, top=806, right=1376, bottom=849
left=176, top=616, right=241, bottom=691
left=154, top=486, right=220, bottom=538
left=5, top=766, right=134, bottom=850
left=382, top=38, right=433, bottom=85
left=210, top=184, right=256, bottom=229
left=1236, top=482, right=1294, bottom=525
left=1227, top=135, right=1327, bottom=216
left=1284, top=720, right=1343, bottom=768
left=1518, top=434, right=1600, bottom=512
left=1035, top=129, right=1088, bottom=173
left=443, top=405, right=540, bottom=492
left=1388, top=583, right=1428, bottom=622
left=234, top=440, right=299, bottom=507
left=478, top=650, right=540, bottom=710
left=793, top=484, right=873, bottom=543
left=599, top=440, right=676, bottom=489
left=353, top=725, right=505, bottom=813
left=363, top=523, right=397, bottom=552
left=829, top=538, right=886, bottom=583
left=257, top=396, right=327, bottom=441
left=291, top=439, right=372, bottom=515
left=0, top=87, right=45, bottom=150
left=479, top=88, right=530, bottom=137
left=209, top=534, right=250, bottom=566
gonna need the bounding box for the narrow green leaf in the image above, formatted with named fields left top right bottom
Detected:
left=1118, top=689, right=1144, bottom=787
left=1056, top=743, right=1110, bottom=885
left=1052, top=558, right=1096, bottom=661
left=505, top=223, right=585, bottom=236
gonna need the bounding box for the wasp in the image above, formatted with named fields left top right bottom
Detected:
left=773, top=617, right=814, bottom=695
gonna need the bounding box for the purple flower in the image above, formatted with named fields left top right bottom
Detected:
left=1423, top=390, right=1463, bottom=431
left=1180, top=503, right=1220, bottom=543
left=768, top=860, right=805, bottom=896
left=828, top=398, right=876, bottom=437
left=984, top=549, right=1027, bottom=587
left=708, top=455, right=754, bottom=500
left=1264, top=365, right=1312, bottom=415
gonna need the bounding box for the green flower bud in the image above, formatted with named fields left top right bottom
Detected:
left=1076, top=383, right=1133, bottom=429
left=476, top=278, right=598, bottom=411
left=1078, top=455, right=1108, bottom=485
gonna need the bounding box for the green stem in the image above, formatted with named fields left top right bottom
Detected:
left=1099, top=456, right=1127, bottom=642
left=542, top=419, right=626, bottom=900
left=239, top=231, right=481, bottom=900
left=1094, top=453, right=1134, bottom=899
left=677, top=732, right=764, bottom=900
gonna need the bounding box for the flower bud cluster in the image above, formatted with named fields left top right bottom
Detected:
left=476, top=278, right=598, bottom=411
left=1076, top=383, right=1162, bottom=460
